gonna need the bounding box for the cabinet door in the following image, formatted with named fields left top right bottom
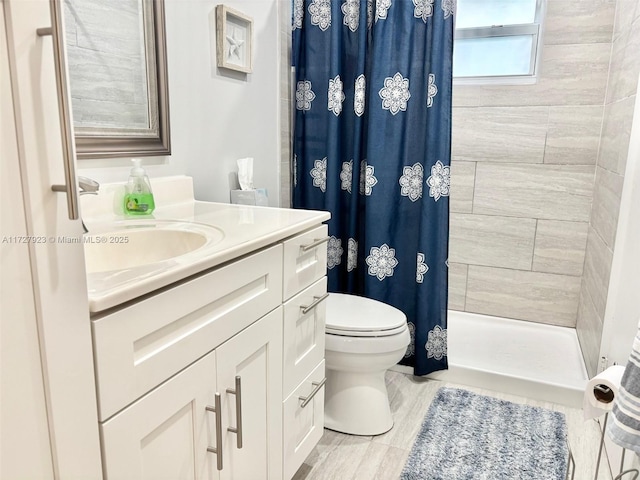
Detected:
left=101, top=351, right=219, bottom=480
left=216, top=308, right=283, bottom=480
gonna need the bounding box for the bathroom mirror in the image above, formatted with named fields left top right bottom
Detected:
left=63, top=0, right=170, bottom=159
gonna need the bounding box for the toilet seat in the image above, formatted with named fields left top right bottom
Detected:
left=326, top=293, right=407, bottom=337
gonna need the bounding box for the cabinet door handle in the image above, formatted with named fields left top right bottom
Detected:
left=226, top=376, right=243, bottom=449
left=299, top=378, right=326, bottom=408
left=300, top=293, right=329, bottom=315
left=301, top=237, right=330, bottom=252
left=37, top=1, right=80, bottom=220
left=205, top=393, right=223, bottom=470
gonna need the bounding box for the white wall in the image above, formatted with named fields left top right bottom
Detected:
left=601, top=75, right=640, bottom=369
left=600, top=73, right=640, bottom=476
left=77, top=0, right=282, bottom=207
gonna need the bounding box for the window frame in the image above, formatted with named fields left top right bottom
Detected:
left=453, top=0, right=546, bottom=85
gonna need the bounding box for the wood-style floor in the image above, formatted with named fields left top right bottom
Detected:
left=293, top=371, right=613, bottom=480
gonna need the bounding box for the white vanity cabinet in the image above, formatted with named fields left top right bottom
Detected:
left=100, top=308, right=282, bottom=480
left=281, top=225, right=329, bottom=479
left=91, top=222, right=329, bottom=480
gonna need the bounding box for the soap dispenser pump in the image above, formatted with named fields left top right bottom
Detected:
left=124, top=159, right=155, bottom=215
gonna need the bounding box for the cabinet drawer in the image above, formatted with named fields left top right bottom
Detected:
left=283, top=277, right=327, bottom=396
left=283, top=225, right=328, bottom=301
left=283, top=361, right=325, bottom=480
left=92, top=244, right=283, bottom=421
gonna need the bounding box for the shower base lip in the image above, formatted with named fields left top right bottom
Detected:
left=391, top=310, right=588, bottom=408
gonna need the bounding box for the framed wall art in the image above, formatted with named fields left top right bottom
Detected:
left=215, top=5, right=253, bottom=73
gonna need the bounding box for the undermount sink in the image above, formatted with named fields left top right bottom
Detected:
left=84, top=220, right=225, bottom=274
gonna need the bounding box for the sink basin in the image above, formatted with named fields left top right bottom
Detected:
left=84, top=220, right=225, bottom=274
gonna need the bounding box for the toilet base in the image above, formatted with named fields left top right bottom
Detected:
left=324, top=369, right=394, bottom=436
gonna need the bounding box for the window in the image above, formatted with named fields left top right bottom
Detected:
left=453, top=0, right=544, bottom=83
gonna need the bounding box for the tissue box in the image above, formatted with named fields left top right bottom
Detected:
left=230, top=188, right=268, bottom=206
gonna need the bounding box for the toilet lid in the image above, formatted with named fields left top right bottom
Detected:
left=325, top=293, right=407, bottom=337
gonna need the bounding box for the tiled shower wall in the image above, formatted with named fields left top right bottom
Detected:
left=448, top=0, right=616, bottom=328
left=576, top=1, right=640, bottom=376
left=279, top=0, right=293, bottom=208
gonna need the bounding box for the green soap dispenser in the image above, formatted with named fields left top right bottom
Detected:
left=124, top=159, right=155, bottom=215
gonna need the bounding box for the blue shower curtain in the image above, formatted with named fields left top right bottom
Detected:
left=292, top=0, right=453, bottom=376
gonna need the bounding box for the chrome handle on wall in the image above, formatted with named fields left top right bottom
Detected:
left=206, top=393, right=223, bottom=471
left=301, top=237, right=330, bottom=252
left=226, top=376, right=243, bottom=449
left=299, top=378, right=326, bottom=408
left=300, top=293, right=330, bottom=315
left=38, top=0, right=80, bottom=220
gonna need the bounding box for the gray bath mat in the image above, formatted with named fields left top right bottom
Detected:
left=401, top=387, right=569, bottom=480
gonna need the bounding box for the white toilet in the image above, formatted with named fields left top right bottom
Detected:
left=324, top=293, right=410, bottom=436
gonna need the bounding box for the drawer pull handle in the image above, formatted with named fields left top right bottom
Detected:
left=301, top=237, right=330, bottom=252
left=299, top=378, right=326, bottom=408
left=206, top=393, right=223, bottom=470
left=226, top=376, right=243, bottom=449
left=300, top=293, right=330, bottom=315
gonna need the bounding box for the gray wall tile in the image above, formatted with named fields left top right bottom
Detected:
left=448, top=262, right=467, bottom=311
left=453, top=43, right=610, bottom=107
left=544, top=106, right=604, bottom=165
left=606, top=22, right=640, bottom=103
left=452, top=107, right=548, bottom=163
left=474, top=163, right=595, bottom=222
left=576, top=287, right=604, bottom=377
left=598, top=96, right=636, bottom=175
left=449, top=213, right=536, bottom=270
left=544, top=0, right=615, bottom=45
left=450, top=161, right=475, bottom=214
left=590, top=167, right=625, bottom=250
left=533, top=220, right=588, bottom=276
left=466, top=266, right=581, bottom=327
left=582, top=227, right=614, bottom=320
left=614, top=0, right=640, bottom=40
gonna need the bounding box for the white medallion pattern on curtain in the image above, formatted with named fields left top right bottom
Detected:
left=426, top=160, right=450, bottom=201
left=342, top=0, right=360, bottom=32
left=379, top=73, right=411, bottom=115
left=293, top=154, right=298, bottom=187
left=359, top=160, right=378, bottom=195
left=327, top=236, right=344, bottom=269
left=445, top=258, right=449, bottom=267
left=340, top=160, right=353, bottom=193
left=412, top=0, right=434, bottom=22
left=328, top=75, right=346, bottom=116
left=375, top=0, right=392, bottom=22
left=309, top=0, right=331, bottom=31
left=399, top=162, right=424, bottom=202
left=310, top=157, right=327, bottom=192
left=367, top=0, right=374, bottom=28
left=425, top=325, right=447, bottom=360
left=416, top=252, right=429, bottom=283
left=427, top=73, right=438, bottom=107
left=293, top=0, right=304, bottom=30
left=365, top=243, right=398, bottom=281
left=441, top=0, right=455, bottom=18
left=295, top=81, right=315, bottom=111
left=354, top=74, right=366, bottom=117
left=347, top=238, right=358, bottom=271
left=405, top=321, right=416, bottom=358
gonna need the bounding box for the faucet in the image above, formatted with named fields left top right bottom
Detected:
left=78, top=176, right=99, bottom=233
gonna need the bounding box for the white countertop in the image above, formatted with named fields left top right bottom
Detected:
left=83, top=176, right=329, bottom=313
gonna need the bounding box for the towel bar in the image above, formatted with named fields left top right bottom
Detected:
left=594, top=413, right=640, bottom=480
